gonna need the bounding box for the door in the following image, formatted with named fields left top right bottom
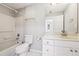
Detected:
left=43, top=45, right=55, bottom=56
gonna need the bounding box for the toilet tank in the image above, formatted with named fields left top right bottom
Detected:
left=24, top=35, right=33, bottom=44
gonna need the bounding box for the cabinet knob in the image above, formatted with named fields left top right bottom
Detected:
left=70, top=50, right=73, bottom=52
left=75, top=50, right=78, bottom=52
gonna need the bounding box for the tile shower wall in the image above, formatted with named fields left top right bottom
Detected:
left=0, top=5, right=16, bottom=51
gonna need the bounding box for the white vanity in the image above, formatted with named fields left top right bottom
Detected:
left=43, top=3, right=79, bottom=56
left=42, top=34, right=79, bottom=56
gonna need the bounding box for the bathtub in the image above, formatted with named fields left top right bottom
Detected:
left=0, top=44, right=18, bottom=56
left=0, top=44, right=42, bottom=56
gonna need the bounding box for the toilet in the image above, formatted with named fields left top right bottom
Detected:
left=15, top=35, right=33, bottom=56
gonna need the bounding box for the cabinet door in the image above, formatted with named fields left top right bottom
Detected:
left=43, top=39, right=54, bottom=46
left=73, top=48, right=79, bottom=56
left=55, top=46, right=73, bottom=56
left=43, top=45, right=55, bottom=56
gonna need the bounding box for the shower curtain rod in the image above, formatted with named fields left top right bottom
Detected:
left=0, top=3, right=18, bottom=13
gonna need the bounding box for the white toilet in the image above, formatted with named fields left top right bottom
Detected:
left=15, top=35, right=33, bottom=56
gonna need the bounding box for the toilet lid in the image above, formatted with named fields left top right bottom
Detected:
left=16, top=43, right=29, bottom=54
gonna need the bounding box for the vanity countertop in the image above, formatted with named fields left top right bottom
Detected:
left=42, top=33, right=79, bottom=42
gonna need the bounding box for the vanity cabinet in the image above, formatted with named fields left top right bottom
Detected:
left=55, top=46, right=79, bottom=56
left=54, top=46, right=73, bottom=56
left=43, top=45, right=55, bottom=56
left=42, top=36, right=79, bottom=56
left=73, top=48, right=79, bottom=56
left=42, top=39, right=55, bottom=56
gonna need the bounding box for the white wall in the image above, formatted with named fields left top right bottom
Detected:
left=16, top=4, right=63, bottom=51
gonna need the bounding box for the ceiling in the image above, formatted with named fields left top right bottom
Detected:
left=45, top=3, right=69, bottom=13
left=4, top=3, right=32, bottom=9
left=3, top=3, right=69, bottom=13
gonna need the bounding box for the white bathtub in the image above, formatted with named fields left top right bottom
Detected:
left=0, top=44, right=18, bottom=56
left=0, top=44, right=42, bottom=56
